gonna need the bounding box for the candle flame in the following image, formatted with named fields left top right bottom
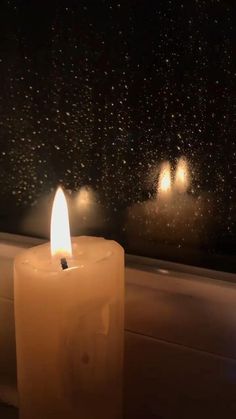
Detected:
left=174, top=157, right=189, bottom=193
left=50, top=187, right=72, bottom=257
left=158, top=162, right=171, bottom=194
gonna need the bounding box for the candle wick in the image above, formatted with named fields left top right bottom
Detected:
left=61, top=258, right=68, bottom=270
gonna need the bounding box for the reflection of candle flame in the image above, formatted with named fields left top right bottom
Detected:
left=50, top=187, right=72, bottom=257
left=76, top=186, right=94, bottom=208
left=158, top=162, right=171, bottom=196
left=174, top=157, right=189, bottom=193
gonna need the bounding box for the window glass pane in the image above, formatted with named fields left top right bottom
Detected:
left=0, top=1, right=235, bottom=272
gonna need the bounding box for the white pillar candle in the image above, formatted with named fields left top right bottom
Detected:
left=14, top=188, right=124, bottom=419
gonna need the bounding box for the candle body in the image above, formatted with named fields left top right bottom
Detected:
left=14, top=236, right=124, bottom=419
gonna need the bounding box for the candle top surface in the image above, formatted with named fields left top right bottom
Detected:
left=15, top=236, right=123, bottom=273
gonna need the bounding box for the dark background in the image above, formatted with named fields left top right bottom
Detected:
left=0, top=0, right=235, bottom=271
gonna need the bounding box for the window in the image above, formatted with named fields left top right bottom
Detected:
left=0, top=1, right=235, bottom=272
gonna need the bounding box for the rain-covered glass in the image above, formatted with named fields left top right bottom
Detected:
left=0, top=1, right=235, bottom=272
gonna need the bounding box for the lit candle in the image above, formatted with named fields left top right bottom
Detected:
left=14, top=187, right=124, bottom=419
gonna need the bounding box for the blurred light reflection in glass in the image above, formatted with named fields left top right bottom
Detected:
left=174, top=157, right=190, bottom=194
left=157, top=162, right=172, bottom=200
